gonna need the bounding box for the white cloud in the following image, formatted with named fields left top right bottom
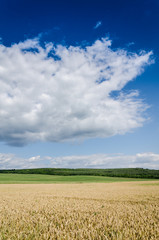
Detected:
left=127, top=42, right=135, bottom=47
left=0, top=153, right=42, bottom=169
left=94, top=21, right=102, bottom=29
left=0, top=37, right=153, bottom=146
left=50, top=153, right=159, bottom=169
left=0, top=152, right=159, bottom=169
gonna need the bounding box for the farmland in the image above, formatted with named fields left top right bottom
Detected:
left=0, top=181, right=159, bottom=239
left=0, top=173, right=154, bottom=184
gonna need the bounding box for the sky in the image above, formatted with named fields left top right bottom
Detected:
left=0, top=0, right=159, bottom=169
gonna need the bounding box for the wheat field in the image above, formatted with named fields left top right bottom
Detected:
left=0, top=181, right=159, bottom=240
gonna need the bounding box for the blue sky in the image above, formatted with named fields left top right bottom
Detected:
left=0, top=0, right=159, bottom=169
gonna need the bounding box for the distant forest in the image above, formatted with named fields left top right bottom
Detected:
left=0, top=168, right=159, bottom=179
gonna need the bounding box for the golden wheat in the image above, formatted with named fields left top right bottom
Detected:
left=0, top=181, right=158, bottom=240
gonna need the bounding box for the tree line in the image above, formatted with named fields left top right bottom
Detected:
left=0, top=168, right=159, bottom=179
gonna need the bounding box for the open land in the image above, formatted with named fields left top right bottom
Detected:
left=0, top=173, right=156, bottom=184
left=0, top=180, right=159, bottom=239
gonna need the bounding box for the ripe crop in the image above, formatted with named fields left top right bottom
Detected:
left=0, top=181, right=158, bottom=239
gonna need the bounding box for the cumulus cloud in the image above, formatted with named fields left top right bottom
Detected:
left=0, top=37, right=152, bottom=146
left=50, top=152, right=159, bottom=169
left=94, top=21, right=102, bottom=29
left=0, top=153, right=42, bottom=169
left=0, top=152, right=159, bottom=169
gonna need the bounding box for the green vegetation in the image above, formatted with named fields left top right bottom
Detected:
left=0, top=174, right=155, bottom=184
left=0, top=168, right=159, bottom=179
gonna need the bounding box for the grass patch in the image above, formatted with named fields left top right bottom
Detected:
left=0, top=174, right=157, bottom=184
